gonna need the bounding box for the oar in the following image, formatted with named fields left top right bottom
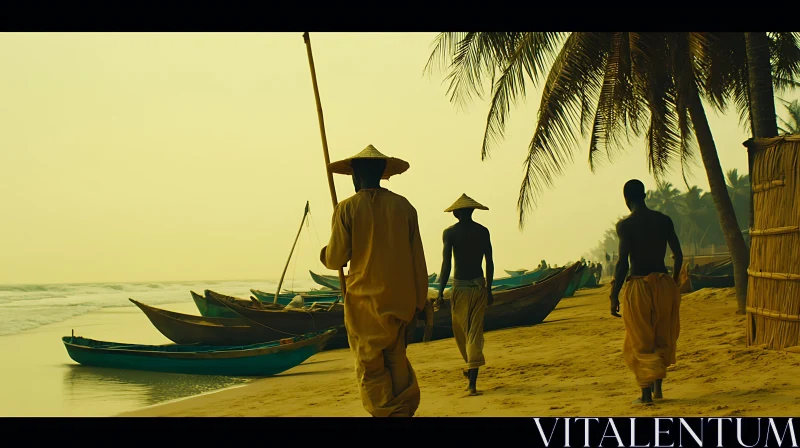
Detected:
left=302, top=32, right=347, bottom=312
left=273, top=201, right=311, bottom=304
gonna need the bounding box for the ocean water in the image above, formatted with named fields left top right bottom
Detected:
left=0, top=277, right=327, bottom=416
left=0, top=278, right=320, bottom=336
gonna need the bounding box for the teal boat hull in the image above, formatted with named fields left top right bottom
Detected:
left=563, top=267, right=585, bottom=297
left=311, top=271, right=438, bottom=290
left=62, top=330, right=335, bottom=377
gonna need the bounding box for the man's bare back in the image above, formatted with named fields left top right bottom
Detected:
left=611, top=199, right=682, bottom=315
left=444, top=221, right=491, bottom=281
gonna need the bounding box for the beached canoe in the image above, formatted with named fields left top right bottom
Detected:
left=131, top=299, right=298, bottom=346
left=411, top=262, right=579, bottom=342
left=562, top=264, right=586, bottom=298
left=576, top=266, right=594, bottom=290
left=250, top=288, right=342, bottom=305
left=311, top=271, right=438, bottom=290
left=203, top=290, right=350, bottom=349
left=428, top=268, right=554, bottom=290
left=62, top=328, right=337, bottom=376
left=687, top=273, right=735, bottom=290
left=504, top=269, right=527, bottom=277
left=191, top=290, right=285, bottom=319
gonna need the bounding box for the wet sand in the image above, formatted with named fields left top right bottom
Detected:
left=0, top=301, right=249, bottom=416
left=122, top=284, right=800, bottom=417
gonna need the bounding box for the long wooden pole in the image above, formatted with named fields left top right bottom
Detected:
left=303, top=32, right=347, bottom=307
left=274, top=201, right=310, bottom=304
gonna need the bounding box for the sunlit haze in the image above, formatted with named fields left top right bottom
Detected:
left=1, top=32, right=793, bottom=284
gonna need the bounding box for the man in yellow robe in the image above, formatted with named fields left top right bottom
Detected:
left=610, top=179, right=683, bottom=405
left=320, top=145, right=429, bottom=417
left=435, top=194, right=493, bottom=396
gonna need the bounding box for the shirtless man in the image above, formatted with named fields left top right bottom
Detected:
left=435, top=194, right=493, bottom=396
left=610, top=179, right=683, bottom=405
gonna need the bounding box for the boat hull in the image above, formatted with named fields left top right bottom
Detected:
left=563, top=265, right=586, bottom=297
left=204, top=290, right=350, bottom=350
left=688, top=274, right=735, bottom=290
left=411, top=263, right=577, bottom=342
left=131, top=299, right=296, bottom=346
left=62, top=330, right=335, bottom=376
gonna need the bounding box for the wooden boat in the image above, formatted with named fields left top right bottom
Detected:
left=584, top=266, right=599, bottom=288
left=562, top=264, right=586, bottom=297
left=504, top=269, right=528, bottom=277
left=411, top=262, right=579, bottom=342
left=62, top=328, right=337, bottom=376
left=131, top=299, right=300, bottom=346
left=311, top=271, right=437, bottom=290
left=191, top=290, right=285, bottom=319
left=203, top=290, right=350, bottom=350
left=428, top=268, right=554, bottom=290
left=576, top=266, right=594, bottom=290
left=309, top=271, right=340, bottom=289
left=687, top=273, right=735, bottom=290
left=250, top=288, right=342, bottom=305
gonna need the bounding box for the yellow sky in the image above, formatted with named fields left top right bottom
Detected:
left=0, top=32, right=793, bottom=284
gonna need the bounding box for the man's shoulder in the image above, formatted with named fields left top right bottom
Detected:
left=473, top=221, right=490, bottom=233
left=383, top=189, right=413, bottom=206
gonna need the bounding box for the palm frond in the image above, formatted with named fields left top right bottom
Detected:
left=479, top=32, right=568, bottom=160
left=516, top=33, right=612, bottom=228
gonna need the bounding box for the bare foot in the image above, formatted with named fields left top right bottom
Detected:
left=632, top=398, right=653, bottom=405
left=463, top=389, right=483, bottom=397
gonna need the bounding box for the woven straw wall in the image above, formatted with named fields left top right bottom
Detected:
left=744, top=134, right=800, bottom=350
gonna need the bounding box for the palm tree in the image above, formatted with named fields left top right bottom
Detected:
left=777, top=99, right=800, bottom=134
left=745, top=33, right=780, bottom=139
left=425, top=32, right=786, bottom=313
left=726, top=168, right=751, bottom=230
left=647, top=181, right=685, bottom=220
left=681, top=186, right=713, bottom=254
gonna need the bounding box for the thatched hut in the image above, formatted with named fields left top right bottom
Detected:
left=743, top=134, right=800, bottom=351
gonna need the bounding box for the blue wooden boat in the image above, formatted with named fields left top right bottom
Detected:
left=427, top=268, right=554, bottom=290
left=310, top=270, right=438, bottom=290
left=192, top=290, right=285, bottom=319
left=562, top=264, right=586, bottom=298
left=62, top=328, right=337, bottom=376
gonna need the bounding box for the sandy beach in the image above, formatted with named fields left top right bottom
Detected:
left=121, top=284, right=800, bottom=417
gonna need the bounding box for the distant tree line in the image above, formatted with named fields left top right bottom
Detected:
left=587, top=169, right=750, bottom=262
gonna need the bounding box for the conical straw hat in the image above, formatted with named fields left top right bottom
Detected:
left=328, top=144, right=410, bottom=179
left=444, top=194, right=489, bottom=212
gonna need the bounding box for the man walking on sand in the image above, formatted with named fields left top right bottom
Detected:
left=610, top=179, right=683, bottom=405
left=320, top=145, right=430, bottom=417
left=435, top=194, right=493, bottom=397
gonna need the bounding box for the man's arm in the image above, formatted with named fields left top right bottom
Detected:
left=666, top=217, right=683, bottom=284
left=320, top=203, right=351, bottom=270
left=485, top=230, right=494, bottom=306
left=438, top=229, right=452, bottom=299
left=611, top=221, right=630, bottom=303
left=409, top=209, right=429, bottom=313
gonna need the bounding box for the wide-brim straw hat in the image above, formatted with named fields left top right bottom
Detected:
left=328, top=145, right=410, bottom=179
left=444, top=194, right=489, bottom=212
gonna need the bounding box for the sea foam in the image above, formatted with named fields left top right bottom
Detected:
left=0, top=278, right=320, bottom=336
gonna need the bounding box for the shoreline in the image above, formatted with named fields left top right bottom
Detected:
left=120, top=285, right=800, bottom=417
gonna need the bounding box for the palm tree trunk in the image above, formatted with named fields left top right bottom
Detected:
left=687, top=93, right=750, bottom=314
left=744, top=32, right=779, bottom=235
